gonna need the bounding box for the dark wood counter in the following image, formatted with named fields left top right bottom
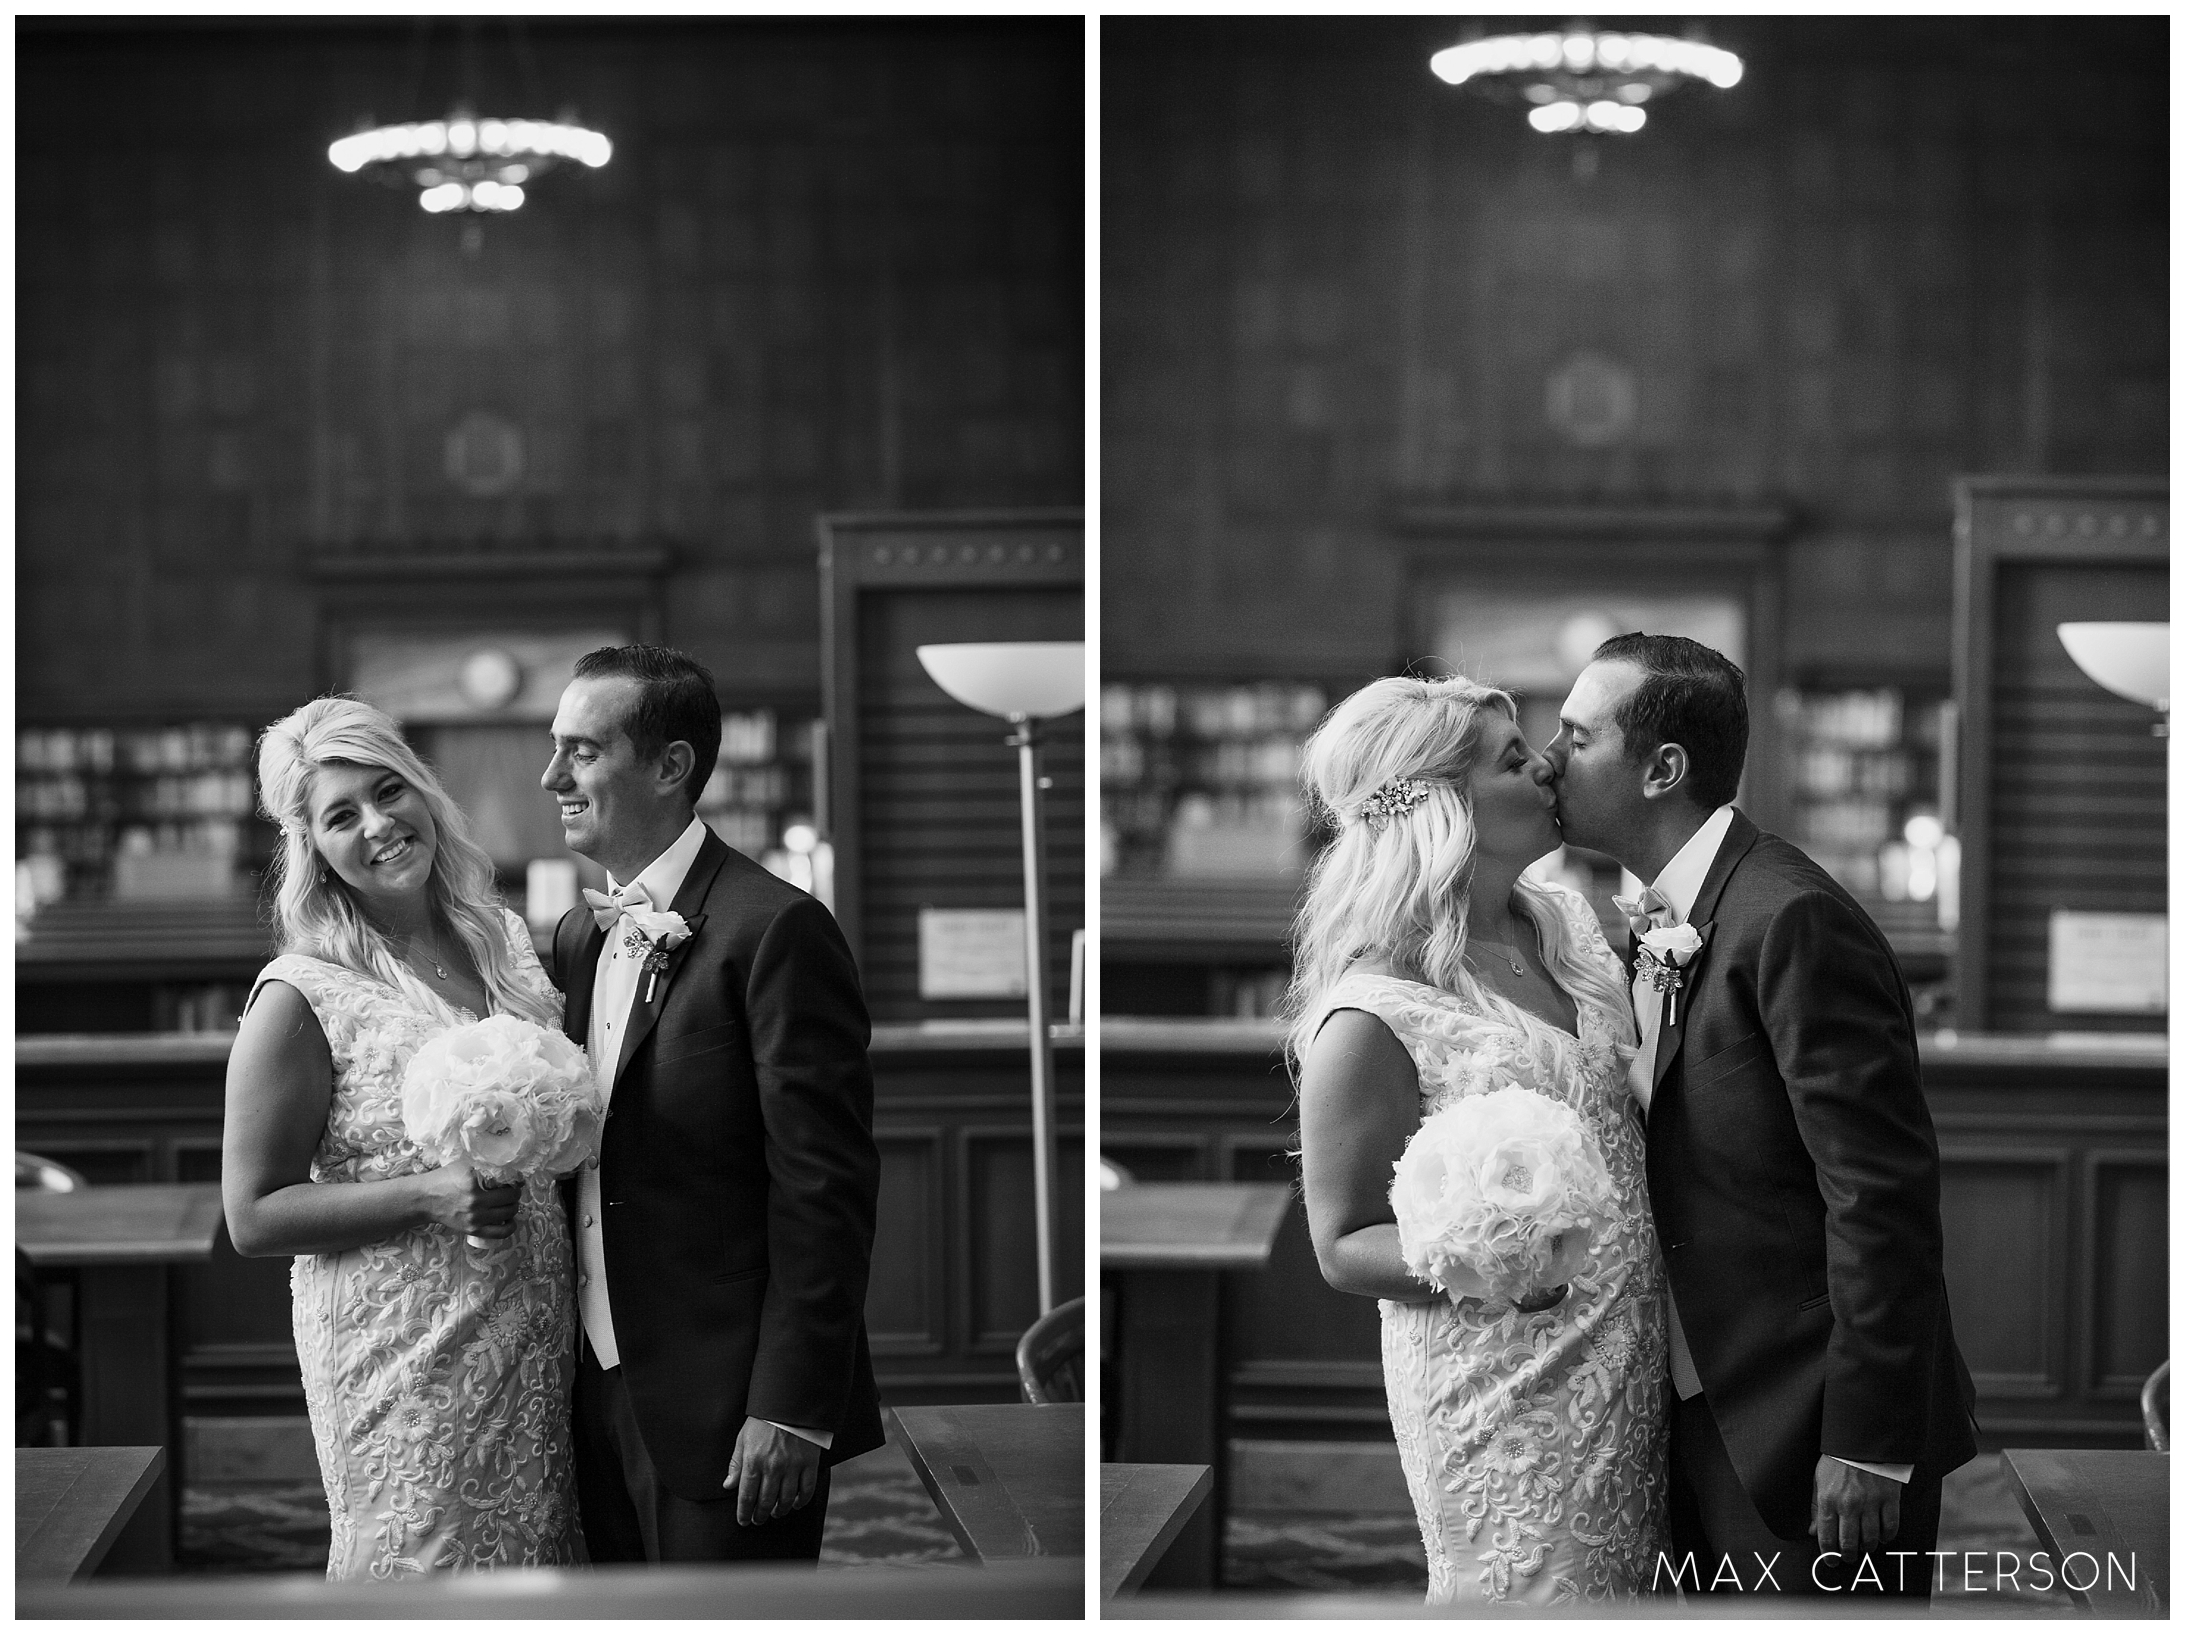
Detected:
left=2003, top=1447, right=2168, bottom=1615
left=889, top=1402, right=1083, bottom=1564
left=16, top=1447, right=165, bottom=1583
left=1102, top=1018, right=2166, bottom=1452
left=17, top=1022, right=1084, bottom=1417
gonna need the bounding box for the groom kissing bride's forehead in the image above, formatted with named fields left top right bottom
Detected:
left=1546, top=632, right=1978, bottom=1601
left=544, top=643, right=884, bottom=1565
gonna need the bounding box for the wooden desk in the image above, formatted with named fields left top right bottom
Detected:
left=16, top=1447, right=165, bottom=1582
left=1101, top=1180, right=1292, bottom=1270
left=888, top=1403, right=1084, bottom=1565
left=2002, top=1448, right=2168, bottom=1615
left=16, top=1183, right=225, bottom=1572
left=1102, top=1181, right=1289, bottom=1590
left=16, top=1556, right=1083, bottom=1619
left=1101, top=1462, right=1212, bottom=1598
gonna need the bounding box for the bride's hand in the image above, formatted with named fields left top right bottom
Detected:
left=420, top=1158, right=521, bottom=1240
left=1536, top=1225, right=1593, bottom=1289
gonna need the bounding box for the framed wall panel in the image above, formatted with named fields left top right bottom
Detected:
left=958, top=1125, right=1087, bottom=1354
left=866, top=1129, right=948, bottom=1357
left=2080, top=1151, right=2167, bottom=1400
left=1951, top=478, right=2167, bottom=1032
left=1936, top=1145, right=2070, bottom=1400
left=818, top=510, right=1084, bottom=1023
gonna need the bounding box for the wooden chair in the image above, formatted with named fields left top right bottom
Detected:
left=2141, top=1360, right=2169, bottom=1452
left=1015, top=1296, right=1084, bottom=1405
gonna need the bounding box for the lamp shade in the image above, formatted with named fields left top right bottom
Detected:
left=916, top=643, right=1086, bottom=720
left=2057, top=622, right=2169, bottom=709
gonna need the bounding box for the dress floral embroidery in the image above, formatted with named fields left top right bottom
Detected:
left=252, top=909, right=579, bottom=1578
left=1314, top=882, right=1668, bottom=1606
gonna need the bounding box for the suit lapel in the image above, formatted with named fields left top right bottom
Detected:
left=1685, top=807, right=1759, bottom=933
left=611, top=829, right=731, bottom=1088
left=561, top=911, right=608, bottom=1050
left=1649, top=919, right=1714, bottom=1098
left=1649, top=808, right=1759, bottom=1098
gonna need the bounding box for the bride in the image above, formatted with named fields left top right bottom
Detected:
left=221, top=697, right=581, bottom=1576
left=1290, top=675, right=1667, bottom=1605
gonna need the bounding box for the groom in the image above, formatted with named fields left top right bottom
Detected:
left=1545, top=633, right=1976, bottom=1599
left=542, top=643, right=884, bottom=1562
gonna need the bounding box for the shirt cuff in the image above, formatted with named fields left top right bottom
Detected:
left=1829, top=1455, right=1911, bottom=1485
left=766, top=1420, right=835, bottom=1450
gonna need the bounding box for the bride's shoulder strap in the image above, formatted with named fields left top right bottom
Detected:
left=253, top=951, right=325, bottom=998
left=247, top=952, right=359, bottom=1039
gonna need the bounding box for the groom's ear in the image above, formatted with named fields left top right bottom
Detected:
left=1639, top=742, right=1691, bottom=802
left=656, top=739, right=697, bottom=798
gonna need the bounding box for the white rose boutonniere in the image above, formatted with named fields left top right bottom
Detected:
left=1634, top=922, right=1707, bottom=1027
left=622, top=907, right=694, bottom=1003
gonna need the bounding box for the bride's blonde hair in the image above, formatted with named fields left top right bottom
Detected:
left=256, top=696, right=559, bottom=1029
left=1281, top=674, right=1623, bottom=1071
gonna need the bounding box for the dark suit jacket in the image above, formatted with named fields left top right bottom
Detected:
left=553, top=827, right=885, bottom=1501
left=1641, top=808, right=1978, bottom=1539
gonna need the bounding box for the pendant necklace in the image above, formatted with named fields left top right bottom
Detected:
left=407, top=934, right=450, bottom=981
left=1471, top=937, right=1527, bottom=977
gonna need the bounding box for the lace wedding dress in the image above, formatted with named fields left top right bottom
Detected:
left=1312, top=883, right=1668, bottom=1605
left=251, top=909, right=580, bottom=1577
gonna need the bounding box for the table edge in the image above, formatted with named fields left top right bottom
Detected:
left=15, top=1446, right=166, bottom=1583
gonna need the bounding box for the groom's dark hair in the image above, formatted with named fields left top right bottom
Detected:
left=1593, top=633, right=1748, bottom=810
left=573, top=644, right=722, bottom=805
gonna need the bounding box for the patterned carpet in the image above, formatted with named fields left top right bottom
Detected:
left=1222, top=1453, right=2076, bottom=1613
left=178, top=1433, right=965, bottom=1574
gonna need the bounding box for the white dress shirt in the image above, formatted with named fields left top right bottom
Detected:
left=1629, top=804, right=1908, bottom=1485
left=575, top=814, right=829, bottom=1449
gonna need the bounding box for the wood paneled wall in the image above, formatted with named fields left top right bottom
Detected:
left=1101, top=17, right=2165, bottom=681
left=19, top=1030, right=1084, bottom=1413
left=18, top=18, right=1082, bottom=721
left=1104, top=1027, right=2166, bottom=1450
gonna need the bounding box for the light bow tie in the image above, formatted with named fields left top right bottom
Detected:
left=583, top=883, right=653, bottom=933
left=1612, top=885, right=1677, bottom=943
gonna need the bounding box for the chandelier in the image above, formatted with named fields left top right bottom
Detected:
left=1429, top=28, right=1743, bottom=135
left=328, top=111, right=611, bottom=213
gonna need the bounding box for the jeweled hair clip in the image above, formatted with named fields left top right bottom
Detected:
left=1355, top=776, right=1433, bottom=830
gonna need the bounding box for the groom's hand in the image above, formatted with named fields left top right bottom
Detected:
left=1809, top=1458, right=1901, bottom=1556
left=722, top=1416, right=821, bottom=1526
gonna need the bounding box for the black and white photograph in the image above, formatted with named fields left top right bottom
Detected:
left=1098, top=13, right=2166, bottom=1614
left=16, top=14, right=1084, bottom=1618
left=10, top=6, right=2174, bottom=1624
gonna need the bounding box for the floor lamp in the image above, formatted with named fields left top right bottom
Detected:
left=915, top=641, right=1086, bottom=1315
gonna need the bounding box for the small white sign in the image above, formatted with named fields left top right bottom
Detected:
left=2048, top=911, right=2167, bottom=1014
left=918, top=908, right=1027, bottom=999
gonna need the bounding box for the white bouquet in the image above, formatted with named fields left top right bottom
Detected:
left=400, top=1014, right=603, bottom=1247
left=1390, top=1083, right=1614, bottom=1306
